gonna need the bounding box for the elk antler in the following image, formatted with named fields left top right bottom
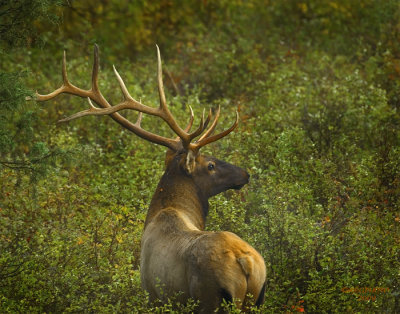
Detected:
left=37, top=45, right=238, bottom=153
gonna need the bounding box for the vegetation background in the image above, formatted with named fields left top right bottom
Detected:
left=1, top=0, right=399, bottom=312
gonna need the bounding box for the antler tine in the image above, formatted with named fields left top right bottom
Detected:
left=187, top=108, right=212, bottom=141
left=191, top=110, right=239, bottom=152
left=112, top=65, right=161, bottom=116
left=92, top=45, right=100, bottom=92
left=184, top=106, right=194, bottom=132
left=156, top=45, right=167, bottom=112
left=175, top=106, right=194, bottom=141
left=58, top=98, right=102, bottom=123
left=36, top=51, right=70, bottom=101
left=36, top=48, right=107, bottom=106
left=113, top=65, right=135, bottom=101
left=62, top=51, right=69, bottom=86
left=135, top=112, right=143, bottom=126
left=197, top=105, right=221, bottom=142
left=156, top=45, right=189, bottom=144
left=174, top=106, right=210, bottom=144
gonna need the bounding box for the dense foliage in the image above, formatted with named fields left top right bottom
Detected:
left=1, top=0, right=399, bottom=312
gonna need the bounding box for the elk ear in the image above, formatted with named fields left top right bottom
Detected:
left=182, top=150, right=197, bottom=175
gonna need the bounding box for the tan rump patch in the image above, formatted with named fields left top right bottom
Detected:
left=237, top=255, right=253, bottom=277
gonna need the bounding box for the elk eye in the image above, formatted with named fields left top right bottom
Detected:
left=208, top=163, right=215, bottom=171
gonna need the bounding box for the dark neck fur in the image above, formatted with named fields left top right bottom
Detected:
left=144, top=158, right=209, bottom=230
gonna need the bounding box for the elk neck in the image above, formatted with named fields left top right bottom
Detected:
left=144, top=155, right=208, bottom=230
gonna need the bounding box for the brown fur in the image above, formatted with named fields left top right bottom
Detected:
left=140, top=151, right=266, bottom=312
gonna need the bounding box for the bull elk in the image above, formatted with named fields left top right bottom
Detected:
left=37, top=45, right=266, bottom=312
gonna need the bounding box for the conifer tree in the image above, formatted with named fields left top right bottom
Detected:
left=0, top=0, right=64, bottom=183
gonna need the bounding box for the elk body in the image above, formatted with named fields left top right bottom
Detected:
left=37, top=45, right=266, bottom=312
